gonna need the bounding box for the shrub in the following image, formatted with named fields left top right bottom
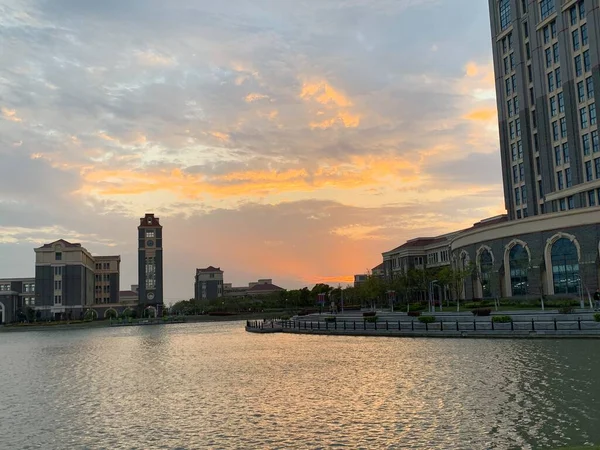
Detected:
left=363, top=311, right=377, bottom=317
left=407, top=311, right=421, bottom=317
left=594, top=313, right=600, bottom=322
left=408, top=303, right=426, bottom=311
left=418, top=316, right=436, bottom=324
left=364, top=316, right=378, bottom=323
left=559, top=306, right=575, bottom=314
left=472, top=308, right=492, bottom=316
left=492, top=315, right=513, bottom=323
left=279, top=315, right=291, bottom=321
left=324, top=316, right=336, bottom=323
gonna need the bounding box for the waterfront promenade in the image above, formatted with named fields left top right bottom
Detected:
left=246, top=311, right=600, bottom=338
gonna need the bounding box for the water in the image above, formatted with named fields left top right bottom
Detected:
left=1, top=322, right=599, bottom=449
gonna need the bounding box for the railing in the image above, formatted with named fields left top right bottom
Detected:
left=247, top=318, right=600, bottom=333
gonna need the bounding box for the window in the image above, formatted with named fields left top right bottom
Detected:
left=54, top=266, right=63, bottom=276
left=538, top=180, right=544, bottom=197
left=103, top=262, right=110, bottom=270
left=586, top=161, right=593, bottom=181
left=568, top=196, right=575, bottom=209
left=512, top=74, right=517, bottom=92
left=552, top=121, right=559, bottom=140
left=511, top=143, right=517, bottom=161
left=510, top=121, right=516, bottom=139
left=54, top=280, right=62, bottom=290
left=530, top=87, right=535, bottom=105
left=519, top=163, right=525, bottom=181
left=548, top=72, right=554, bottom=92
left=588, top=190, right=597, bottom=206
left=510, top=53, right=515, bottom=70
left=545, top=48, right=552, bottom=68
left=570, top=6, right=577, bottom=25
left=555, top=146, right=562, bottom=165
left=526, top=42, right=531, bottom=60
left=582, top=23, right=588, bottom=46
left=551, top=238, right=580, bottom=294
left=560, top=117, right=567, bottom=138
left=595, top=158, right=600, bottom=178
left=508, top=33, right=513, bottom=49
left=536, top=157, right=541, bottom=175
left=543, top=25, right=550, bottom=44
left=521, top=185, right=527, bottom=202
left=103, top=274, right=109, bottom=281
left=550, top=96, right=557, bottom=116
left=575, top=55, right=582, bottom=77
left=563, top=143, right=569, bottom=163
left=566, top=168, right=572, bottom=188
left=553, top=42, right=559, bottom=64
left=584, top=50, right=590, bottom=72
left=54, top=295, right=62, bottom=305
left=527, top=65, right=533, bottom=84
left=55, top=252, right=62, bottom=261
left=146, top=230, right=155, bottom=238
left=586, top=77, right=594, bottom=99
left=534, top=133, right=539, bottom=152
left=580, top=107, right=588, bottom=129
left=479, top=249, right=493, bottom=298
left=578, top=81, right=585, bottom=102
left=555, top=68, right=561, bottom=88
left=517, top=140, right=523, bottom=159
left=583, top=133, right=591, bottom=155
left=540, top=0, right=555, bottom=20
left=523, top=207, right=528, bottom=218
left=557, top=171, right=564, bottom=190
left=590, top=104, right=597, bottom=125
left=517, top=210, right=522, bottom=219
left=594, top=130, right=600, bottom=153
left=579, top=0, right=585, bottom=19
left=516, top=118, right=521, bottom=137
left=560, top=198, right=567, bottom=211
left=573, top=29, right=580, bottom=51
left=514, top=96, right=519, bottom=112
left=506, top=78, right=511, bottom=96
left=499, top=0, right=511, bottom=30
left=558, top=92, right=564, bottom=112
left=509, top=244, right=529, bottom=296
left=515, top=187, right=521, bottom=205
left=551, top=20, right=556, bottom=38
left=513, top=165, right=519, bottom=183
left=95, top=263, right=101, bottom=270
left=508, top=100, right=513, bottom=117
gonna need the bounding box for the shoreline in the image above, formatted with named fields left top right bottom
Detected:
left=0, top=312, right=287, bottom=333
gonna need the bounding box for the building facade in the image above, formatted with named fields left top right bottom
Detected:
left=489, top=0, right=600, bottom=220
left=377, top=1, right=600, bottom=302
left=194, top=266, right=224, bottom=301
left=94, top=255, right=120, bottom=304
left=34, top=239, right=96, bottom=320
left=138, top=213, right=164, bottom=313
left=0, top=278, right=36, bottom=323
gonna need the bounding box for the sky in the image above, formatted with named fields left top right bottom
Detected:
left=0, top=0, right=505, bottom=303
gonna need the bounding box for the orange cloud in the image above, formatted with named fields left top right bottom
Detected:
left=210, top=131, right=230, bottom=142
left=245, top=93, right=269, bottom=102
left=300, top=80, right=352, bottom=107
left=464, top=107, right=497, bottom=122
left=1, top=107, right=22, bottom=122
left=300, top=79, right=361, bottom=128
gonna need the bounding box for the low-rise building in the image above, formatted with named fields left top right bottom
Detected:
left=0, top=278, right=36, bottom=323
left=94, top=255, right=120, bottom=304
left=194, top=266, right=224, bottom=301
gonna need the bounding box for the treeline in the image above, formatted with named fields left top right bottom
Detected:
left=170, top=265, right=476, bottom=315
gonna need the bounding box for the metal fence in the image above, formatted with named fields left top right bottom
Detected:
left=247, top=318, right=600, bottom=333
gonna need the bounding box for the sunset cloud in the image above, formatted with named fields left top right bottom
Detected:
left=0, top=0, right=503, bottom=299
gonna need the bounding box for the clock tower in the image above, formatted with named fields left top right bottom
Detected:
left=138, top=213, right=163, bottom=315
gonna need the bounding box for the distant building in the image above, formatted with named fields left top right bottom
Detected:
left=34, top=239, right=97, bottom=320
left=0, top=278, right=35, bottom=323
left=119, top=286, right=139, bottom=306
left=138, top=213, right=164, bottom=314
left=93, top=255, right=120, bottom=304
left=223, top=279, right=284, bottom=298
left=194, top=266, right=224, bottom=301
left=353, top=274, right=367, bottom=288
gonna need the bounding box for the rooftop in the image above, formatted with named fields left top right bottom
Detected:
left=196, top=266, right=223, bottom=273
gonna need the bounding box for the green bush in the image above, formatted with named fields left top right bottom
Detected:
left=472, top=308, right=492, bottom=316
left=418, top=316, right=436, bottom=324
left=409, top=303, right=426, bottom=312
left=324, top=316, right=336, bottom=323
left=364, top=316, right=378, bottom=323
left=594, top=313, right=600, bottom=322
left=279, top=315, right=291, bottom=321
left=492, top=315, right=513, bottom=323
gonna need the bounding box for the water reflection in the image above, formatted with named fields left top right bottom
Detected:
left=0, top=323, right=599, bottom=449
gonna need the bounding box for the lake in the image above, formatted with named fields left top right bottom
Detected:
left=1, top=321, right=599, bottom=449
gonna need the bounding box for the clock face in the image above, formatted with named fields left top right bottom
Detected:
left=146, top=240, right=154, bottom=247
left=147, top=292, right=155, bottom=300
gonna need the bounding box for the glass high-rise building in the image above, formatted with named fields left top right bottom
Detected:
left=488, top=0, right=600, bottom=220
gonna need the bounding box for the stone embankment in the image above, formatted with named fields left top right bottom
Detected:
left=246, top=311, right=600, bottom=339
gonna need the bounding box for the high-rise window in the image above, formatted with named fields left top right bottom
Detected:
left=588, top=190, right=596, bottom=206
left=583, top=133, right=591, bottom=155
left=517, top=140, right=523, bottom=159
left=586, top=77, right=594, bottom=98
left=557, top=171, right=564, bottom=190
left=552, top=121, right=559, bottom=140
left=563, top=143, right=569, bottom=163
left=513, top=165, right=519, bottom=182
left=548, top=72, right=554, bottom=92
left=540, top=0, right=555, bottom=20
left=573, top=29, right=580, bottom=51
left=555, top=68, right=561, bottom=88
left=499, top=0, right=511, bottom=30
left=575, top=55, right=582, bottom=77
left=570, top=6, right=577, bottom=25
left=519, top=163, right=525, bottom=181
left=558, top=92, right=565, bottom=112
left=560, top=117, right=567, bottom=138
left=584, top=50, right=591, bottom=72
left=586, top=161, right=593, bottom=181
left=578, top=81, right=585, bottom=102
left=590, top=104, right=597, bottom=125
left=579, top=0, right=585, bottom=19
left=553, top=43, right=559, bottom=63
left=580, top=107, right=588, bottom=129
left=582, top=24, right=588, bottom=46
left=566, top=168, right=572, bottom=188
left=593, top=131, right=599, bottom=153
left=595, top=158, right=600, bottom=178
left=555, top=146, right=562, bottom=165
left=511, top=143, right=517, bottom=161
left=515, top=187, right=521, bottom=205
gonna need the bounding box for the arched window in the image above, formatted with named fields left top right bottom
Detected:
left=479, top=250, right=493, bottom=297
left=509, top=244, right=529, bottom=296
left=551, top=238, right=580, bottom=294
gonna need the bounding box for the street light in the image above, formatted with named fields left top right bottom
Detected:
left=428, top=280, right=439, bottom=313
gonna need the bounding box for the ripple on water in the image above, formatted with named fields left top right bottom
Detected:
left=0, top=325, right=599, bottom=449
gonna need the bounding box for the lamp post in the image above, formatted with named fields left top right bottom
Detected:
left=429, top=280, right=438, bottom=313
